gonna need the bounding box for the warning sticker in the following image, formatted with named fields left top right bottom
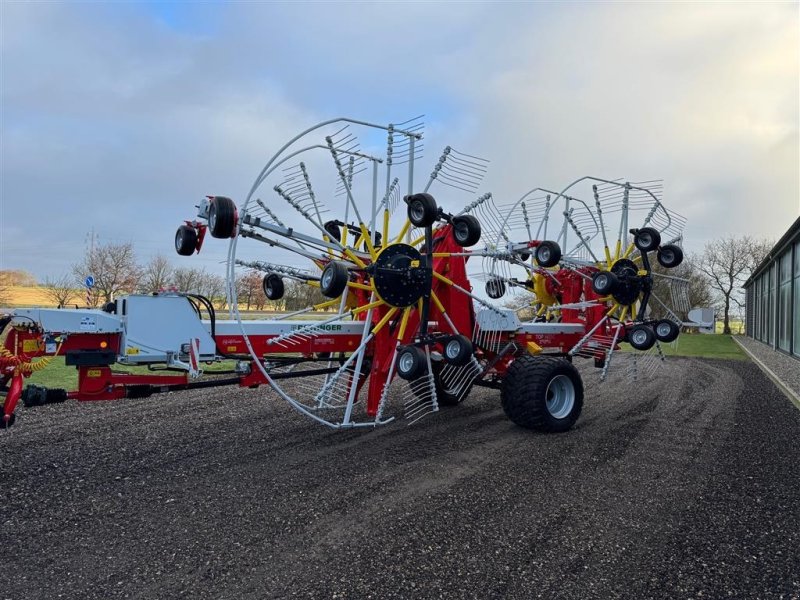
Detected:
left=80, top=316, right=97, bottom=332
left=22, top=339, right=41, bottom=353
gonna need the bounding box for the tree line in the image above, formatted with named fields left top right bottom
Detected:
left=25, top=241, right=326, bottom=312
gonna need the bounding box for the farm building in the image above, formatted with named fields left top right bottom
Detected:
left=744, top=216, right=800, bottom=359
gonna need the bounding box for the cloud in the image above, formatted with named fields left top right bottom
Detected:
left=1, top=2, right=797, bottom=283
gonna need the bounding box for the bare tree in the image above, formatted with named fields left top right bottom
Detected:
left=699, top=236, right=772, bottom=334
left=172, top=267, right=228, bottom=307
left=73, top=241, right=142, bottom=305
left=237, top=271, right=265, bottom=311
left=0, top=270, right=37, bottom=287
left=43, top=274, right=78, bottom=308
left=140, top=255, right=174, bottom=294
left=172, top=267, right=202, bottom=293
left=283, top=279, right=326, bottom=312
left=0, top=272, right=10, bottom=307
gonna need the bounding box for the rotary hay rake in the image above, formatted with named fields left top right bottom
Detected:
left=1, top=116, right=691, bottom=431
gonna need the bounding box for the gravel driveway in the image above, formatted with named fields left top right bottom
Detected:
left=2, top=357, right=799, bottom=599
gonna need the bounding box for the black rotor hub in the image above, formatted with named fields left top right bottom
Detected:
left=372, top=243, right=431, bottom=308
left=609, top=258, right=645, bottom=306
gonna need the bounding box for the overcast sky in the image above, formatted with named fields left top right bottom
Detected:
left=2, top=1, right=798, bottom=282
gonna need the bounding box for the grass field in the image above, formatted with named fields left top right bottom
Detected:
left=17, top=358, right=238, bottom=391
left=623, top=333, right=747, bottom=360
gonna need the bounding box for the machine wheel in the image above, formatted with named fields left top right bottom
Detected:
left=175, top=225, right=197, bottom=256
left=323, top=220, right=341, bottom=242
left=535, top=241, right=562, bottom=268
left=320, top=261, right=349, bottom=298
left=451, top=215, right=481, bottom=247
left=208, top=196, right=237, bottom=239
left=486, top=278, right=506, bottom=299
left=654, top=319, right=680, bottom=343
left=633, top=227, right=661, bottom=252
left=406, top=193, right=438, bottom=227
left=431, top=362, right=472, bottom=406
left=442, top=335, right=472, bottom=366
left=262, top=274, right=285, bottom=300
left=627, top=324, right=656, bottom=350
left=591, top=270, right=618, bottom=295
left=397, top=346, right=427, bottom=381
left=500, top=356, right=583, bottom=432
left=657, top=244, right=684, bottom=269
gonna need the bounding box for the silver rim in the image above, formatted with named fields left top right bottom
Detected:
left=445, top=339, right=461, bottom=360
left=546, top=374, right=575, bottom=419
left=538, top=246, right=551, bottom=262
left=411, top=202, right=424, bottom=222
left=455, top=221, right=468, bottom=241
left=638, top=232, right=652, bottom=247
left=661, top=249, right=674, bottom=263
left=631, top=329, right=649, bottom=346
left=175, top=231, right=183, bottom=250
left=322, top=268, right=334, bottom=289
left=656, top=322, right=672, bottom=338
left=399, top=352, right=415, bottom=374
left=209, top=207, right=217, bottom=231
left=596, top=274, right=608, bottom=289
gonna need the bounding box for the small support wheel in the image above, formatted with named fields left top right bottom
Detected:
left=633, top=227, right=661, bottom=253
left=262, top=274, right=285, bottom=301
left=654, top=319, right=680, bottom=343
left=430, top=362, right=472, bottom=406
left=500, top=356, right=584, bottom=432
left=657, top=244, right=684, bottom=269
left=323, top=221, right=342, bottom=242
left=208, top=196, right=237, bottom=239
left=320, top=261, right=349, bottom=298
left=442, top=335, right=473, bottom=367
left=451, top=215, right=481, bottom=247
left=406, top=193, right=438, bottom=227
left=175, top=225, right=197, bottom=256
left=535, top=241, right=562, bottom=268
left=591, top=270, right=618, bottom=295
left=627, top=324, right=656, bottom=350
left=396, top=346, right=427, bottom=381
left=486, top=278, right=506, bottom=299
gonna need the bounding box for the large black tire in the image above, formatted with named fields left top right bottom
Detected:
left=451, top=215, right=481, bottom=247
left=657, top=244, right=684, bottom=268
left=175, top=225, right=197, bottom=256
left=633, top=227, right=661, bottom=252
left=262, top=274, right=285, bottom=300
left=501, top=356, right=584, bottom=432
left=208, top=196, right=237, bottom=239
left=535, top=241, right=562, bottom=268
left=320, top=261, right=349, bottom=298
left=406, top=193, right=438, bottom=227
left=396, top=346, right=427, bottom=381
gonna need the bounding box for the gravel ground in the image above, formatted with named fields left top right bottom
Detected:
left=736, top=335, right=800, bottom=400
left=1, top=357, right=799, bottom=600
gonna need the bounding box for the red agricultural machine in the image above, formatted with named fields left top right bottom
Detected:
left=1, top=116, right=693, bottom=430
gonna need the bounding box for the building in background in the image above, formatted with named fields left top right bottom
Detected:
left=744, top=217, right=800, bottom=359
